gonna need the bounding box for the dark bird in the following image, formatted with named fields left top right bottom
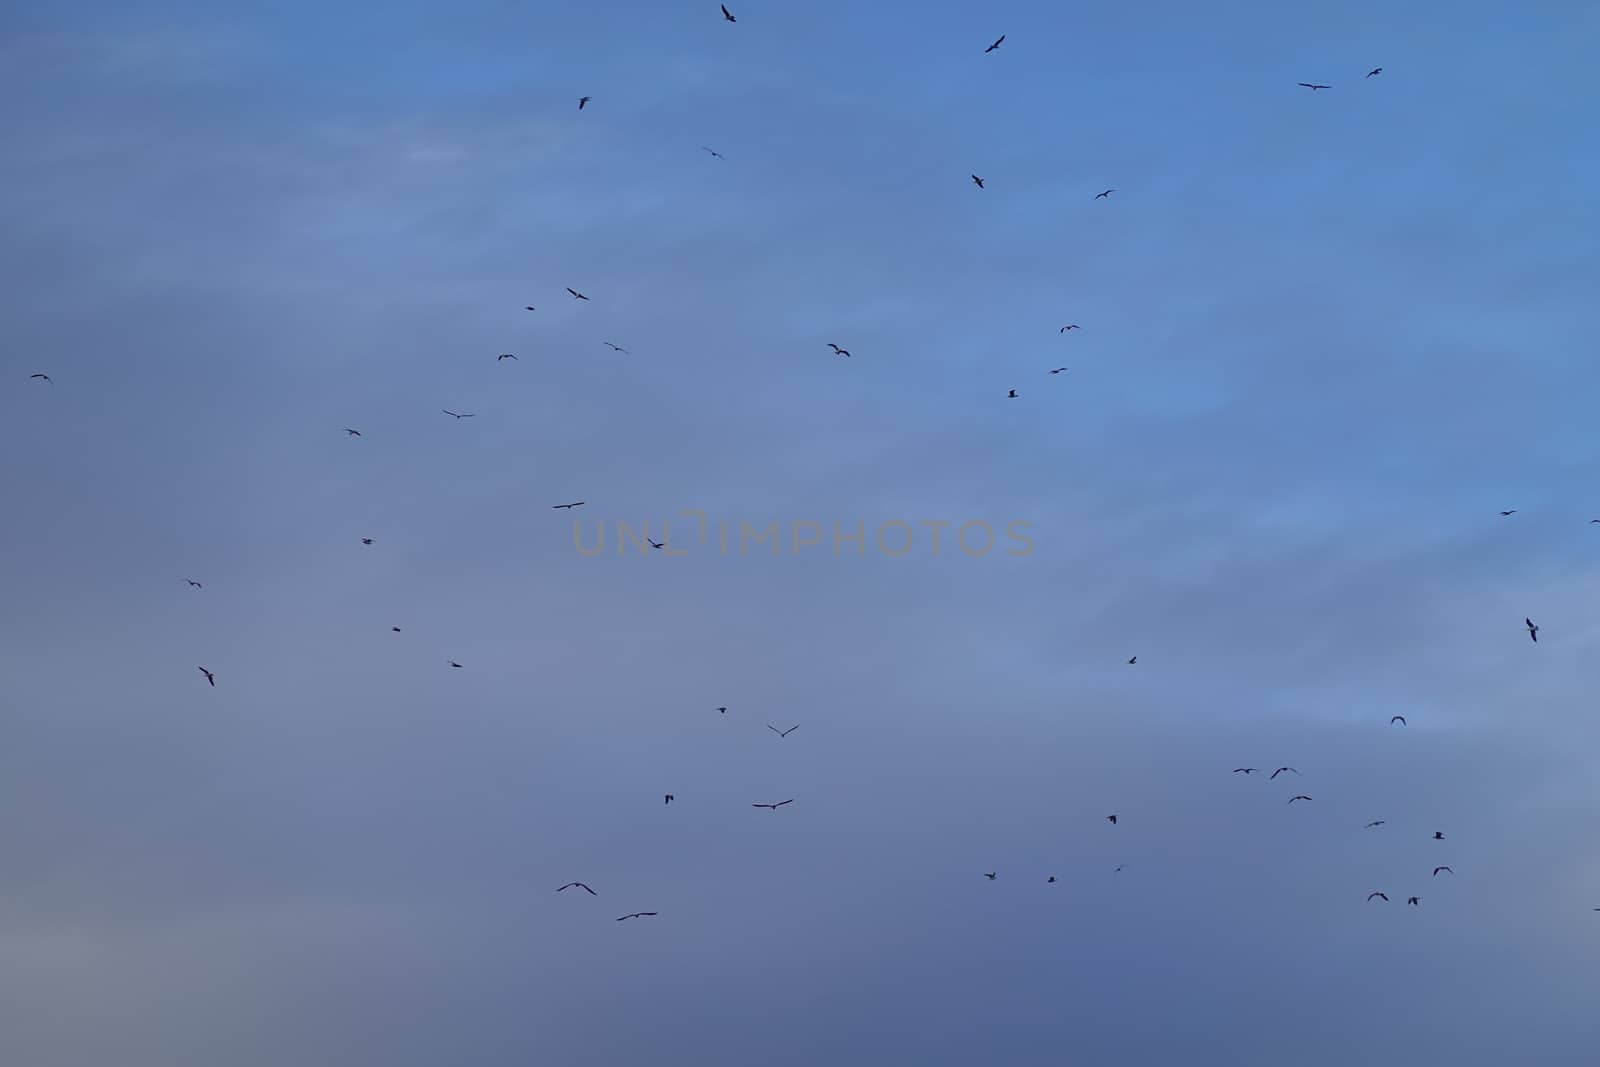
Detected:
left=552, top=501, right=585, bottom=510
left=1500, top=509, right=1517, bottom=516
left=648, top=539, right=664, bottom=549
left=1298, top=82, right=1331, bottom=90
left=664, top=794, right=674, bottom=804
left=1433, top=866, right=1453, bottom=876
left=984, top=35, right=1005, bottom=53
left=557, top=882, right=596, bottom=895
left=1048, top=367, right=1069, bottom=375
left=197, top=666, right=215, bottom=687
left=1106, top=815, right=1117, bottom=825
left=971, top=174, right=985, bottom=188
left=1233, top=768, right=1258, bottom=775
left=1407, top=896, right=1420, bottom=906
left=1366, top=68, right=1383, bottom=77
left=716, top=706, right=728, bottom=714
left=827, top=343, right=851, bottom=357
left=1365, top=820, right=1386, bottom=828
left=720, top=3, right=735, bottom=21
left=702, top=146, right=724, bottom=159
left=1007, top=389, right=1018, bottom=398
left=1525, top=617, right=1539, bottom=643
left=343, top=428, right=362, bottom=436
left=1114, top=864, right=1126, bottom=875
left=524, top=306, right=536, bottom=311
left=442, top=409, right=475, bottom=419
left=1270, top=767, right=1299, bottom=779
left=1047, top=876, right=1056, bottom=883
left=1391, top=715, right=1406, bottom=725
left=361, top=538, right=374, bottom=545
left=616, top=912, right=657, bottom=921
left=603, top=342, right=630, bottom=353
left=566, top=287, right=589, bottom=300
left=1127, top=656, right=1137, bottom=664
left=984, top=872, right=997, bottom=880
left=1590, top=520, right=1600, bottom=524
left=1288, top=795, right=1313, bottom=804
left=1095, top=189, right=1114, bottom=199
left=391, top=627, right=401, bottom=632
left=1433, top=831, right=1445, bottom=840
left=1060, top=324, right=1080, bottom=332
left=752, top=799, right=795, bottom=810
left=29, top=373, right=52, bottom=384
left=185, top=579, right=202, bottom=588
left=449, top=661, right=463, bottom=669
left=578, top=96, right=590, bottom=109
left=497, top=353, right=518, bottom=361
left=767, top=723, right=800, bottom=738
left=1367, top=892, right=1389, bottom=902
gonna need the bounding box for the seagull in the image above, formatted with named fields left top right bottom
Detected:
left=1407, top=897, right=1420, bottom=906
left=716, top=707, right=727, bottom=714
left=1525, top=617, right=1539, bottom=643
left=442, top=410, right=475, bottom=419
left=449, top=661, right=463, bottom=669
left=29, top=373, right=52, bottom=384
left=1106, top=815, right=1117, bottom=825
left=343, top=428, right=362, bottom=436
left=603, top=342, right=629, bottom=353
left=1287, top=795, right=1313, bottom=804
left=1366, top=68, right=1383, bottom=77
left=1433, top=831, right=1445, bottom=840
left=566, top=287, right=589, bottom=300
left=185, top=579, right=203, bottom=589
left=1095, top=189, right=1114, bottom=199
left=557, top=882, right=596, bottom=895
left=971, top=174, right=985, bottom=188
left=197, top=667, right=215, bottom=687
left=1270, top=767, right=1299, bottom=779
left=701, top=146, right=724, bottom=159
left=767, top=724, right=799, bottom=738
left=616, top=912, right=657, bottom=921
left=1433, top=866, right=1453, bottom=876
left=1500, top=509, right=1517, bottom=516
left=1367, top=892, right=1389, bottom=902
left=361, top=538, right=374, bottom=545
left=664, top=794, right=674, bottom=804
left=984, top=35, right=1005, bottom=53
left=752, top=799, right=795, bottom=810
left=827, top=343, right=851, bottom=357
left=1365, top=820, right=1386, bottom=828
left=552, top=501, right=585, bottom=510
left=1060, top=324, right=1080, bottom=332
left=1391, top=715, right=1406, bottom=725
left=1127, top=656, right=1137, bottom=664
left=1048, top=367, right=1068, bottom=375
left=1298, top=82, right=1331, bottom=90
left=720, top=3, right=735, bottom=22
left=1007, top=389, right=1019, bottom=398
left=984, top=872, right=997, bottom=880
left=578, top=96, right=590, bottom=109
left=497, top=353, right=518, bottom=361
left=1233, top=768, right=1259, bottom=775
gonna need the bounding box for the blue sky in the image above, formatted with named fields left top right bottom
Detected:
left=3, top=1, right=1599, bottom=1064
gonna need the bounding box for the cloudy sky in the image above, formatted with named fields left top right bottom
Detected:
left=3, top=1, right=1599, bottom=1064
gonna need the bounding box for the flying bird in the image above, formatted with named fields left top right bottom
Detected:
left=1114, top=864, right=1126, bottom=875
left=1366, top=68, right=1383, bottom=77
left=767, top=724, right=799, bottom=738
left=1525, top=617, right=1539, bottom=643
left=1433, top=866, right=1453, bottom=876
left=1106, top=815, right=1117, bottom=825
left=1127, top=656, right=1137, bottom=664
left=578, top=96, right=590, bottom=109
left=1367, top=892, right=1388, bottom=902
left=664, top=794, right=674, bottom=804
left=716, top=706, right=727, bottom=714
left=197, top=667, right=215, bottom=687
left=1298, top=82, right=1331, bottom=90
left=984, top=872, right=997, bottom=880
left=701, top=146, right=724, bottom=159
left=720, top=3, right=735, bottom=21
left=497, top=353, right=518, bottom=361
left=343, top=428, right=362, bottom=436
left=1047, top=876, right=1056, bottom=883
left=361, top=538, right=374, bottom=545
left=557, top=882, right=596, bottom=895
left=1233, top=768, right=1258, bottom=775
left=442, top=410, right=475, bottom=419
left=391, top=627, right=401, bottom=632
left=1365, top=820, right=1386, bottom=828
left=29, top=373, right=51, bottom=384
left=566, top=287, right=589, bottom=300
left=449, top=661, right=463, bottom=669
left=524, top=306, right=536, bottom=311
left=1095, top=189, right=1114, bottom=199
left=1590, top=520, right=1600, bottom=524
left=1391, top=715, right=1406, bottom=725
left=1270, top=767, right=1299, bottom=779
left=552, top=501, right=585, bottom=510
left=1500, top=509, right=1517, bottom=516
left=1287, top=795, right=1313, bottom=804
left=1407, top=897, right=1420, bottom=906
left=1060, top=324, right=1080, bottom=332
left=984, top=35, right=1005, bottom=53
left=1048, top=367, right=1068, bottom=375
left=1433, top=831, right=1445, bottom=840
left=1007, top=389, right=1019, bottom=398
left=603, top=342, right=630, bottom=353
left=616, top=912, right=657, bottom=921
left=827, top=343, right=851, bottom=357
left=648, top=539, right=664, bottom=549
left=185, top=579, right=202, bottom=589
left=971, top=174, right=985, bottom=188
left=752, top=799, right=795, bottom=810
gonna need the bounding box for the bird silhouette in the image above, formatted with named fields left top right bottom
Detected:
left=664, top=794, right=674, bottom=805
left=1367, top=892, right=1389, bottom=902
left=1095, top=189, right=1114, bottom=199
left=1048, top=367, right=1068, bottom=375
left=442, top=410, right=475, bottom=419
left=1500, top=510, right=1517, bottom=516
left=1047, top=876, right=1056, bottom=883
left=524, top=306, right=536, bottom=311
left=29, top=372, right=53, bottom=384
left=1526, top=617, right=1539, bottom=643
left=1298, top=82, right=1331, bottom=90
left=343, top=428, right=362, bottom=436
left=1233, top=767, right=1258, bottom=775
left=648, top=539, right=664, bottom=549
left=391, top=627, right=402, bottom=632
left=1391, top=715, right=1406, bottom=725
left=1060, top=324, right=1080, bottom=332
left=1433, top=831, right=1445, bottom=840
left=971, top=174, right=985, bottom=188
left=497, top=353, right=518, bottom=361
left=720, top=3, right=735, bottom=21
left=752, top=799, right=795, bottom=810
left=1433, top=866, right=1453, bottom=876
left=197, top=667, right=215, bottom=687
left=984, top=872, right=997, bottom=880
left=984, top=35, right=1005, bottom=53
left=578, top=96, right=590, bottom=109
left=1407, top=896, right=1420, bottom=906
left=1127, top=656, right=1137, bottom=664
left=616, top=912, right=657, bottom=921
left=827, top=343, right=851, bottom=357
left=1288, top=795, right=1313, bottom=804
left=449, top=661, right=463, bottom=669
left=716, top=706, right=727, bottom=714
left=1365, top=820, right=1386, bottom=828
left=603, top=342, right=629, bottom=353
left=702, top=146, right=724, bottom=159
left=361, top=538, right=374, bottom=545
left=1366, top=68, right=1382, bottom=77
left=1270, top=767, right=1299, bottom=779
left=767, top=724, right=800, bottom=738
left=185, top=579, right=202, bottom=589
left=557, top=882, right=596, bottom=895
left=1106, top=815, right=1117, bottom=825
left=552, top=501, right=585, bottom=510
left=566, top=287, right=589, bottom=300
left=1007, top=389, right=1019, bottom=398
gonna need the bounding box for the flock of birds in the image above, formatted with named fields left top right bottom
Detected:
left=23, top=10, right=1600, bottom=926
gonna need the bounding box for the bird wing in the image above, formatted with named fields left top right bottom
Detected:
left=775, top=799, right=794, bottom=806
left=767, top=725, right=782, bottom=735
left=581, top=884, right=596, bottom=894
